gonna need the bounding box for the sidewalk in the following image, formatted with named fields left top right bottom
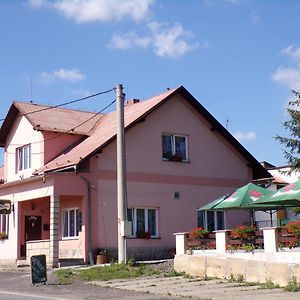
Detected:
left=91, top=276, right=300, bottom=299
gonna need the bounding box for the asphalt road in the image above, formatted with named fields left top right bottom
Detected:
left=0, top=269, right=176, bottom=300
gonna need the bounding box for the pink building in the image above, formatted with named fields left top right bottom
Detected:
left=0, top=86, right=269, bottom=267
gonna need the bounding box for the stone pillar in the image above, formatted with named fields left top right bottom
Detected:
left=173, top=232, right=188, bottom=255
left=215, top=230, right=230, bottom=253
left=262, top=227, right=278, bottom=253
left=49, top=195, right=60, bottom=268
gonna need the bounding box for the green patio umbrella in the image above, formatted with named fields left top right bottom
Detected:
left=198, top=183, right=288, bottom=226
left=198, top=183, right=274, bottom=211
left=253, top=180, right=300, bottom=207
left=197, top=194, right=229, bottom=210
left=213, top=183, right=273, bottom=210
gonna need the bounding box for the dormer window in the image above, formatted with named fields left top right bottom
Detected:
left=162, top=133, right=188, bottom=162
left=16, top=144, right=31, bottom=172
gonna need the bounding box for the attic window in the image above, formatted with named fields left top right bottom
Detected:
left=162, top=133, right=188, bottom=162
left=16, top=144, right=31, bottom=172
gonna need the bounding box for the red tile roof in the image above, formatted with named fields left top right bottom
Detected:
left=0, top=102, right=103, bottom=146
left=0, top=86, right=269, bottom=179
left=36, top=87, right=178, bottom=174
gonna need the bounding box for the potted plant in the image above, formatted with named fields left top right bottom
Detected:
left=0, top=232, right=8, bottom=240
left=95, top=248, right=109, bottom=264
left=171, top=154, right=183, bottom=162
left=136, top=230, right=151, bottom=239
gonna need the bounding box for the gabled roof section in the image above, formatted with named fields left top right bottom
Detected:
left=0, top=101, right=103, bottom=146
left=35, top=86, right=270, bottom=179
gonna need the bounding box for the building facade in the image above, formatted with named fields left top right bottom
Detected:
left=0, top=86, right=269, bottom=267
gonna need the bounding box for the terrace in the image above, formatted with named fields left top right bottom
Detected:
left=174, top=221, right=300, bottom=286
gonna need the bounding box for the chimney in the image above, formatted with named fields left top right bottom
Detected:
left=126, top=98, right=140, bottom=105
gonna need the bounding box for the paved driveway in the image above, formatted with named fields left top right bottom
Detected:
left=91, top=276, right=300, bottom=300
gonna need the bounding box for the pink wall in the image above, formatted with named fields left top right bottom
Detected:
left=92, top=95, right=252, bottom=250
left=42, top=132, right=84, bottom=164
left=0, top=93, right=257, bottom=262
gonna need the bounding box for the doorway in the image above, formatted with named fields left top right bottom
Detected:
left=25, top=216, right=42, bottom=241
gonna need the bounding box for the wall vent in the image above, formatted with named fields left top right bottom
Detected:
left=173, top=192, right=180, bottom=199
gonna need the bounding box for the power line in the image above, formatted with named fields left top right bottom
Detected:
left=71, top=99, right=116, bottom=132
left=0, top=87, right=115, bottom=122
left=5, top=98, right=116, bottom=150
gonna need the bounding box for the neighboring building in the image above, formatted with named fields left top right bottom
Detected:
left=0, top=86, right=269, bottom=267
left=254, top=162, right=300, bottom=227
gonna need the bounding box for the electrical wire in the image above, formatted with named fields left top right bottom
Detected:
left=0, top=87, right=115, bottom=122
left=5, top=98, right=116, bottom=149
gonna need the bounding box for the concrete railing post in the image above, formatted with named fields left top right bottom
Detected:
left=173, top=232, right=188, bottom=255
left=262, top=227, right=278, bottom=253
left=214, top=230, right=230, bottom=253
left=49, top=195, right=60, bottom=268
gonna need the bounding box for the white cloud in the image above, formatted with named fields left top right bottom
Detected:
left=280, top=45, right=300, bottom=62
left=272, top=67, right=300, bottom=90
left=27, top=0, right=48, bottom=9
left=250, top=11, right=262, bottom=24
left=148, top=22, right=196, bottom=58
left=109, top=22, right=200, bottom=59
left=27, top=0, right=153, bottom=23
left=233, top=131, right=256, bottom=142
left=37, top=68, right=84, bottom=83
left=109, top=32, right=151, bottom=50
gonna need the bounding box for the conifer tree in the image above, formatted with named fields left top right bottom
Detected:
left=276, top=90, right=300, bottom=172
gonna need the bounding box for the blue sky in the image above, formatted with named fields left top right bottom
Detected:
left=0, top=0, right=299, bottom=167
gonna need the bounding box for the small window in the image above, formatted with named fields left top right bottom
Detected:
left=62, top=208, right=80, bottom=238
left=16, top=144, right=31, bottom=172
left=197, top=210, right=225, bottom=231
left=127, top=207, right=158, bottom=238
left=162, top=133, right=188, bottom=161
left=0, top=215, right=9, bottom=239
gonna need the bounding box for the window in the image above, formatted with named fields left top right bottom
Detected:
left=127, top=208, right=158, bottom=238
left=197, top=210, right=225, bottom=231
left=0, top=214, right=9, bottom=237
left=162, top=133, right=188, bottom=161
left=62, top=208, right=80, bottom=238
left=16, top=144, right=31, bottom=172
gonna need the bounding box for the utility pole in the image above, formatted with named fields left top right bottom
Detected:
left=116, top=84, right=127, bottom=263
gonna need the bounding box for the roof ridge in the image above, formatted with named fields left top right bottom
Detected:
left=13, top=100, right=101, bottom=115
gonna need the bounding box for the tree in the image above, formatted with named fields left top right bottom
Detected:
left=276, top=90, right=300, bottom=173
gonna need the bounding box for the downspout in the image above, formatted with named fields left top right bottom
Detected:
left=80, top=175, right=94, bottom=265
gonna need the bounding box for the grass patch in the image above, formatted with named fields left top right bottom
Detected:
left=78, top=263, right=160, bottom=281
left=54, top=269, right=75, bottom=285
left=284, top=276, right=300, bottom=292
left=163, top=270, right=185, bottom=277
left=228, top=274, right=244, bottom=283
left=259, top=280, right=280, bottom=290
left=54, top=262, right=179, bottom=284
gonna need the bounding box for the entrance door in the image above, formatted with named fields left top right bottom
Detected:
left=25, top=216, right=42, bottom=241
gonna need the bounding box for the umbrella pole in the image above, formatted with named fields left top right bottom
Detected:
left=250, top=210, right=254, bottom=227
left=270, top=210, right=273, bottom=227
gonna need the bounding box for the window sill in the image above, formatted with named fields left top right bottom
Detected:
left=127, top=236, right=161, bottom=240
left=162, top=158, right=190, bottom=163
left=61, top=237, right=79, bottom=241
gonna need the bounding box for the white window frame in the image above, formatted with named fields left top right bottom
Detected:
left=62, top=207, right=80, bottom=239
left=16, top=144, right=31, bottom=172
left=198, top=210, right=226, bottom=231
left=162, top=133, right=188, bottom=161
left=0, top=214, right=9, bottom=236
left=127, top=207, right=159, bottom=238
